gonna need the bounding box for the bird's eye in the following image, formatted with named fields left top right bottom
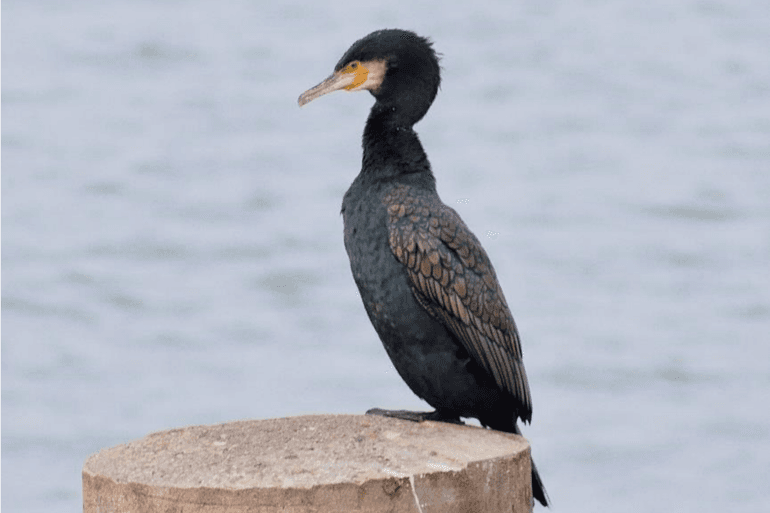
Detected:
left=350, top=62, right=358, bottom=69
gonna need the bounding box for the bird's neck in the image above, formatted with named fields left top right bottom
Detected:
left=361, top=102, right=435, bottom=184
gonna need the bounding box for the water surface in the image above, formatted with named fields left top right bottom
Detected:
left=3, top=1, right=770, bottom=511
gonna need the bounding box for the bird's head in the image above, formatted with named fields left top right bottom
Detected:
left=298, top=29, right=441, bottom=124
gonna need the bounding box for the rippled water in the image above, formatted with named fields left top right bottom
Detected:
left=3, top=1, right=770, bottom=511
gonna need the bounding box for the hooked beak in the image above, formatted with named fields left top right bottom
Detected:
left=298, top=70, right=356, bottom=107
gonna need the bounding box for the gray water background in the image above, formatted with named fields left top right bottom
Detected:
left=3, top=0, right=770, bottom=511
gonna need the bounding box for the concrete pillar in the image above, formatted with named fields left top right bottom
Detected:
left=83, top=414, right=533, bottom=512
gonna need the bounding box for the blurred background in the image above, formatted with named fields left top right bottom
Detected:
left=3, top=0, right=770, bottom=511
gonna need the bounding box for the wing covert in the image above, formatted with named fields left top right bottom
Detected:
left=383, top=185, right=533, bottom=418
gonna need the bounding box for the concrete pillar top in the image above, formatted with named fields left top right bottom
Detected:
left=83, top=414, right=533, bottom=512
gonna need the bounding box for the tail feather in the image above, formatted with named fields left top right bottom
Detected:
left=485, top=418, right=549, bottom=507
left=531, top=458, right=549, bottom=507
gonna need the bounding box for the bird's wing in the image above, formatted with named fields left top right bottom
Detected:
left=384, top=185, right=533, bottom=418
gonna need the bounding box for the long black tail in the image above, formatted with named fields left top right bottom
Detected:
left=531, top=457, right=549, bottom=507
left=487, top=419, right=549, bottom=507
left=514, top=423, right=549, bottom=507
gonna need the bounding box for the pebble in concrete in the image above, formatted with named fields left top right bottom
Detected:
left=83, top=414, right=533, bottom=512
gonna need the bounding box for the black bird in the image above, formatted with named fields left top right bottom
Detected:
left=298, top=29, right=548, bottom=507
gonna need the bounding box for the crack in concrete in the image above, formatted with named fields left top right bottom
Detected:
left=409, top=475, right=424, bottom=513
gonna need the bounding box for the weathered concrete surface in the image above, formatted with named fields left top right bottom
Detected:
left=83, top=414, right=533, bottom=512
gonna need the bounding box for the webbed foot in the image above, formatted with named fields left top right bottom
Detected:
left=366, top=408, right=464, bottom=425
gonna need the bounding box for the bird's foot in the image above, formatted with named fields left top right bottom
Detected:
left=366, top=408, right=465, bottom=425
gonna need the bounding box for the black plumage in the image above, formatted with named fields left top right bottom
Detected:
left=299, top=29, right=548, bottom=507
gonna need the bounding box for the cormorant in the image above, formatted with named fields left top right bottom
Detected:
left=298, top=29, right=549, bottom=507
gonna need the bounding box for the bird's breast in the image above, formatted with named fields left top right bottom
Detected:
left=342, top=180, right=434, bottom=337
left=342, top=180, right=400, bottom=305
